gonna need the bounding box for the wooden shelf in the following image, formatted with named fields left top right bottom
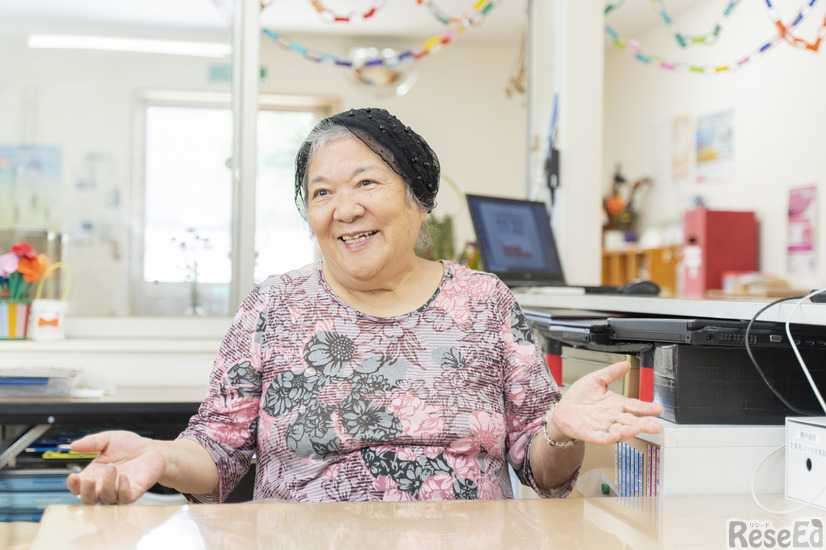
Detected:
left=602, top=246, right=680, bottom=297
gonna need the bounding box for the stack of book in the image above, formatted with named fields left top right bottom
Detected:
left=614, top=439, right=660, bottom=497
left=0, top=368, right=79, bottom=397
left=0, top=469, right=78, bottom=522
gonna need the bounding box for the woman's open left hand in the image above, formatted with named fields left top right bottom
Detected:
left=551, top=361, right=664, bottom=445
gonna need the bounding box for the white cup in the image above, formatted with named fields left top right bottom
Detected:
left=28, top=299, right=68, bottom=341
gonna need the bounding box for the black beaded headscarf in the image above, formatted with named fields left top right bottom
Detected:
left=294, top=107, right=440, bottom=218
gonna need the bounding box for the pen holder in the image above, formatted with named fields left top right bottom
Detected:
left=28, top=263, right=71, bottom=342
left=0, top=299, right=31, bottom=339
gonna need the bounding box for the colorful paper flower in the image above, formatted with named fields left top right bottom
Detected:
left=10, top=241, right=36, bottom=260
left=0, top=253, right=18, bottom=277
left=0, top=241, right=52, bottom=301
left=18, top=253, right=50, bottom=283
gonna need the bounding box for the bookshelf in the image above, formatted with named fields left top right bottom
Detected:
left=618, top=419, right=786, bottom=496
left=601, top=246, right=680, bottom=297
left=524, top=420, right=785, bottom=499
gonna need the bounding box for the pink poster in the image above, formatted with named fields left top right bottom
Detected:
left=788, top=186, right=817, bottom=284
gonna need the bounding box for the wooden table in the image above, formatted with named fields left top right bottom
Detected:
left=28, top=495, right=825, bottom=549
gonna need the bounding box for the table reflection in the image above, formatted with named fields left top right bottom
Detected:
left=32, top=495, right=810, bottom=550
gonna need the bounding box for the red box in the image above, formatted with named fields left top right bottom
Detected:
left=682, top=209, right=758, bottom=298
left=545, top=353, right=563, bottom=386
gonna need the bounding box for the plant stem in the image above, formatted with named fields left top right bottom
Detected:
left=10, top=273, right=20, bottom=300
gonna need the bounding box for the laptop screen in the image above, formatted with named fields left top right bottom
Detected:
left=466, top=194, right=566, bottom=287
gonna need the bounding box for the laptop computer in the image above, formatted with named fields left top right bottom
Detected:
left=522, top=315, right=613, bottom=346
left=465, top=194, right=618, bottom=294
left=607, top=317, right=826, bottom=348
left=522, top=315, right=826, bottom=351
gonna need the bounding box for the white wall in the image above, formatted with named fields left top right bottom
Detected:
left=527, top=0, right=606, bottom=287
left=603, top=0, right=826, bottom=289
left=553, top=1, right=605, bottom=287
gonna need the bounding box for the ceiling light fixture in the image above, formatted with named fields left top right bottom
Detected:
left=27, top=34, right=231, bottom=58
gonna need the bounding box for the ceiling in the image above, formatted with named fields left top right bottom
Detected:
left=0, top=0, right=702, bottom=42
left=0, top=0, right=526, bottom=41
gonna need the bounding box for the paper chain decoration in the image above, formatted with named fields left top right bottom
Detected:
left=767, top=0, right=825, bottom=51
left=604, top=0, right=741, bottom=47
left=306, top=0, right=498, bottom=26
left=417, top=0, right=500, bottom=27
left=652, top=0, right=741, bottom=47
left=262, top=0, right=499, bottom=67
left=605, top=0, right=826, bottom=73
left=309, top=0, right=386, bottom=23
left=260, top=0, right=824, bottom=75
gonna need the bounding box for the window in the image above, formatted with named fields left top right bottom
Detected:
left=254, top=107, right=322, bottom=282
left=134, top=92, right=336, bottom=317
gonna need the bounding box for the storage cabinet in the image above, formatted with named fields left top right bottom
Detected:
left=623, top=421, right=785, bottom=496
left=682, top=209, right=757, bottom=298
left=0, top=387, right=205, bottom=521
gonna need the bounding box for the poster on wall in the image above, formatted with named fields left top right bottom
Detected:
left=0, top=145, right=62, bottom=230
left=671, top=115, right=692, bottom=182
left=787, top=185, right=818, bottom=285
left=695, top=109, right=734, bottom=184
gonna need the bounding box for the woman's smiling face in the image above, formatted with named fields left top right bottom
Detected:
left=306, top=135, right=427, bottom=291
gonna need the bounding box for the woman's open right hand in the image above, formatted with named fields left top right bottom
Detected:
left=66, top=430, right=167, bottom=505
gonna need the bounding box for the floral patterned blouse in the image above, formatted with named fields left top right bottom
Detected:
left=179, top=260, right=577, bottom=502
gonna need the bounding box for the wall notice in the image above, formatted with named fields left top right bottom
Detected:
left=671, top=115, right=692, bottom=182
left=695, top=109, right=734, bottom=184
left=787, top=185, right=818, bottom=285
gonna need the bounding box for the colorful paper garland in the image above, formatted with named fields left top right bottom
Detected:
left=651, top=0, right=741, bottom=47
left=418, top=0, right=501, bottom=27
left=605, top=0, right=742, bottom=47
left=262, top=0, right=499, bottom=68
left=605, top=0, right=825, bottom=73
left=309, top=0, right=386, bottom=23
left=767, top=0, right=826, bottom=51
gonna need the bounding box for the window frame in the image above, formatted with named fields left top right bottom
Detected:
left=123, top=91, right=339, bottom=327
left=129, top=91, right=338, bottom=319
left=130, top=90, right=234, bottom=317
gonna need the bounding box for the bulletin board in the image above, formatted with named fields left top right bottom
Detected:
left=0, top=145, right=62, bottom=230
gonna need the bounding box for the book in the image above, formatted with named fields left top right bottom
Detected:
left=614, top=439, right=661, bottom=497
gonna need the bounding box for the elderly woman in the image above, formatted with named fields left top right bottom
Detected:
left=68, top=108, right=662, bottom=504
